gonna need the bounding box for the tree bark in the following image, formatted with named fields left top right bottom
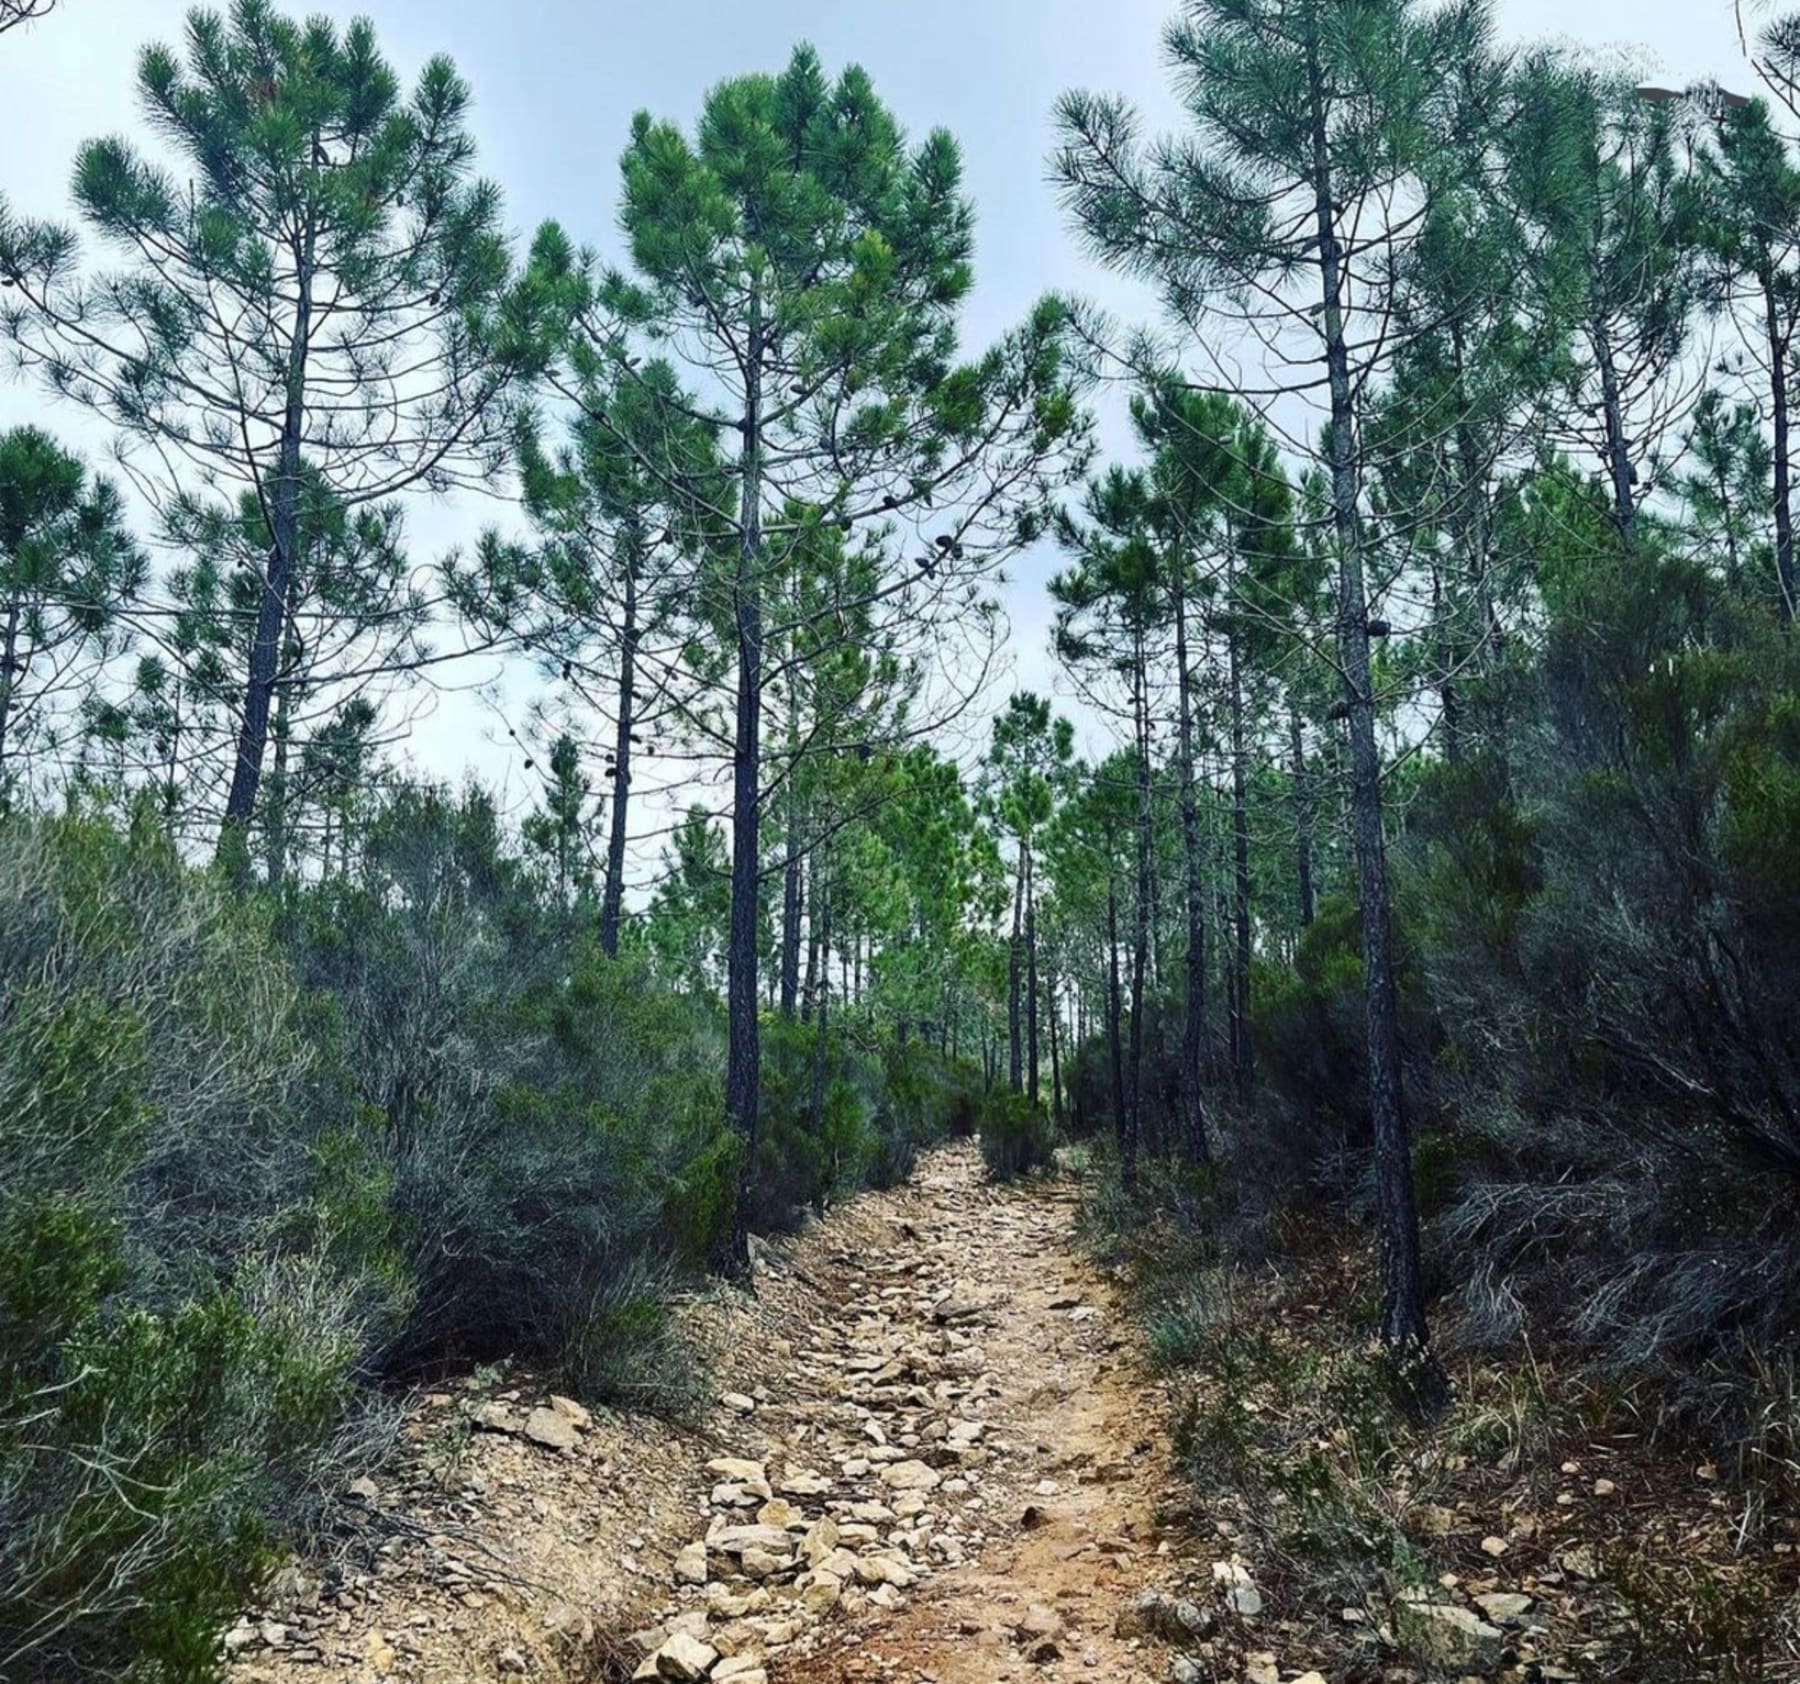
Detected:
left=262, top=552, right=307, bottom=888
left=265, top=675, right=292, bottom=886
left=1007, top=855, right=1025, bottom=1093
left=1126, top=645, right=1151, bottom=1188
left=809, top=856, right=832, bottom=1138
left=725, top=293, right=766, bottom=1275
left=221, top=220, right=314, bottom=873
left=778, top=632, right=803, bottom=1013
left=1591, top=316, right=1637, bottom=548
left=779, top=833, right=803, bottom=1016
left=1106, top=865, right=1129, bottom=1186
left=1025, top=843, right=1041, bottom=1109
left=1228, top=620, right=1253, bottom=1093
left=1432, top=564, right=1461, bottom=766
left=0, top=580, right=23, bottom=787
left=1308, top=41, right=1435, bottom=1377
left=1290, top=706, right=1316, bottom=930
left=802, top=846, right=820, bottom=1023
left=600, top=540, right=640, bottom=957
left=1764, top=268, right=1796, bottom=627
left=1172, top=557, right=1213, bottom=1165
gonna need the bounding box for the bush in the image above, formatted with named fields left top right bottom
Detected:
left=382, top=1079, right=716, bottom=1402
left=745, top=1014, right=874, bottom=1230
left=979, top=1088, right=1056, bottom=1179
left=284, top=790, right=732, bottom=1397
left=1386, top=559, right=1800, bottom=1388
left=553, top=1256, right=708, bottom=1420
left=870, top=1039, right=981, bottom=1183
left=0, top=813, right=392, bottom=1684
left=744, top=1023, right=984, bottom=1228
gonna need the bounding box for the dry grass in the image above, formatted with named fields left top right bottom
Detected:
left=1085, top=1170, right=1800, bottom=1683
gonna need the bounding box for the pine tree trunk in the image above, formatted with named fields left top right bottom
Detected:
left=1432, top=565, right=1461, bottom=765
left=725, top=296, right=766, bottom=1275
left=1106, top=866, right=1129, bottom=1187
left=1126, top=645, right=1152, bottom=1187
left=1228, top=620, right=1253, bottom=1092
left=1308, top=43, right=1435, bottom=1379
left=264, top=558, right=309, bottom=890
left=779, top=836, right=802, bottom=1017
left=1047, top=966, right=1064, bottom=1128
left=601, top=546, right=639, bottom=958
left=809, top=857, right=832, bottom=1137
left=1290, top=706, right=1316, bottom=930
left=779, top=647, right=803, bottom=1014
left=1764, top=268, right=1796, bottom=627
left=1025, top=843, right=1041, bottom=1109
left=1173, top=561, right=1212, bottom=1165
left=802, top=847, right=820, bottom=1024
left=265, top=678, right=291, bottom=886
left=1591, top=316, right=1637, bottom=547
left=221, top=226, right=314, bottom=875
left=1007, top=855, right=1025, bottom=1093
left=0, top=581, right=24, bottom=788
left=162, top=685, right=183, bottom=838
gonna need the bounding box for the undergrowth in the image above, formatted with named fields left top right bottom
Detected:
left=1080, top=1149, right=1800, bottom=1682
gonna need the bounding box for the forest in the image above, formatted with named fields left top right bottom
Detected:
left=2, top=0, right=1799, bottom=1679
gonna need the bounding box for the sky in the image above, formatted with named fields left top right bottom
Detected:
left=0, top=0, right=1757, bottom=839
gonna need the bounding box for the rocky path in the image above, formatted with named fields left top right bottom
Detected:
left=653, top=1143, right=1177, bottom=1684
left=228, top=1144, right=1195, bottom=1684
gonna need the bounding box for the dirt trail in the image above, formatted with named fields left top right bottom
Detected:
left=758, top=1145, right=1175, bottom=1684
left=228, top=1144, right=1194, bottom=1684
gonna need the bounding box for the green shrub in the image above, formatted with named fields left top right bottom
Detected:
left=0, top=789, right=975, bottom=1682
left=868, top=1040, right=977, bottom=1184
left=1146, top=1289, right=1227, bottom=1372
left=554, top=1257, right=707, bottom=1421
left=746, top=1016, right=885, bottom=1229
left=0, top=814, right=389, bottom=1684
left=660, top=1108, right=743, bottom=1270
left=284, top=794, right=727, bottom=1397
left=978, top=1088, right=1056, bottom=1179
left=1249, top=897, right=1372, bottom=1148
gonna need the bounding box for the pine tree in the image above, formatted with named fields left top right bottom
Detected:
left=1053, top=472, right=1166, bottom=1185
left=522, top=731, right=596, bottom=912
left=1056, top=0, right=1492, bottom=1388
left=529, top=45, right=1088, bottom=1265
left=153, top=473, right=423, bottom=874
left=0, top=426, right=144, bottom=801
left=1676, top=388, right=1773, bottom=595
left=1697, top=96, right=1800, bottom=622
left=983, top=693, right=1074, bottom=1106
left=1505, top=58, right=1697, bottom=550
left=646, top=805, right=733, bottom=998
left=0, top=2, right=526, bottom=867
left=1135, top=386, right=1309, bottom=1101
left=451, top=361, right=722, bottom=955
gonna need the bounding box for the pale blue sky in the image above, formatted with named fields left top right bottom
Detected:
left=0, top=0, right=1756, bottom=826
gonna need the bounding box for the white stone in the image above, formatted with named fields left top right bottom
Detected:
left=879, top=1459, right=941, bottom=1492
left=651, top=1629, right=717, bottom=1681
